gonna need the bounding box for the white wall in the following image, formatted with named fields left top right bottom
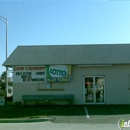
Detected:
left=72, top=65, right=130, bottom=104
left=13, top=65, right=130, bottom=104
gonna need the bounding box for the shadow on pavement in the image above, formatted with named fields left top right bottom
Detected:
left=0, top=104, right=130, bottom=124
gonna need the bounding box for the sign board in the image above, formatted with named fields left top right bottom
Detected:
left=46, top=65, right=71, bottom=82
left=13, top=67, right=46, bottom=83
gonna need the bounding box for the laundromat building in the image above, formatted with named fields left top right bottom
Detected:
left=3, top=44, right=130, bottom=105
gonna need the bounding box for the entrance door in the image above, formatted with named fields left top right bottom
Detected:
left=84, top=76, right=105, bottom=104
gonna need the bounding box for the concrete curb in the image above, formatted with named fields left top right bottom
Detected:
left=0, top=117, right=54, bottom=123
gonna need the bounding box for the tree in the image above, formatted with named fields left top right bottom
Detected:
left=0, top=71, right=13, bottom=88
left=1, top=71, right=6, bottom=80
left=0, top=71, right=6, bottom=89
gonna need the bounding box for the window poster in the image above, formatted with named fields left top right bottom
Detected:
left=13, top=67, right=46, bottom=83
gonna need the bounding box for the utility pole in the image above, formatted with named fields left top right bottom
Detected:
left=0, top=16, right=8, bottom=97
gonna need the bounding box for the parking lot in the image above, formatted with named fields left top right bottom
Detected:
left=0, top=104, right=130, bottom=129
left=0, top=105, right=129, bottom=130
left=48, top=105, right=130, bottom=125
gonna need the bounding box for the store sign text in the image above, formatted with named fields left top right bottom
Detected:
left=14, top=67, right=45, bottom=71
left=13, top=67, right=46, bottom=83
left=47, top=65, right=71, bottom=82
left=49, top=68, right=67, bottom=77
left=47, top=77, right=71, bottom=82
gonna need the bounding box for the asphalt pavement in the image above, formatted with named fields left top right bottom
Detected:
left=50, top=105, right=130, bottom=125
left=0, top=105, right=129, bottom=130
left=0, top=122, right=123, bottom=130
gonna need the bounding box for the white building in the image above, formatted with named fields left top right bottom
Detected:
left=3, top=44, right=130, bottom=105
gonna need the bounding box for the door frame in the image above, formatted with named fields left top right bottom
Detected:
left=83, top=75, right=105, bottom=104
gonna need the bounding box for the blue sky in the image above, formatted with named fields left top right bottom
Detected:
left=0, top=0, right=130, bottom=74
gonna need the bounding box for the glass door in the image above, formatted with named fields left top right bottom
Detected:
left=95, top=77, right=104, bottom=103
left=84, top=77, right=94, bottom=103
left=84, top=76, right=105, bottom=104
